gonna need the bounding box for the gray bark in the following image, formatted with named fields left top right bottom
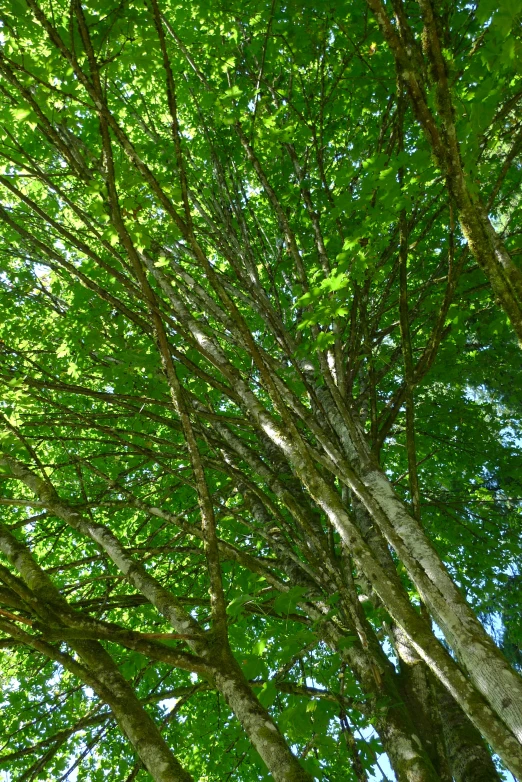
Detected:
left=0, top=522, right=193, bottom=782
left=0, top=455, right=313, bottom=782
left=435, top=680, right=504, bottom=782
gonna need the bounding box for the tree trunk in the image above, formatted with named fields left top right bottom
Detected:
left=329, top=622, right=442, bottom=782
left=278, top=447, right=522, bottom=776
left=357, top=462, right=522, bottom=747
left=208, top=394, right=522, bottom=774
left=212, top=652, right=314, bottom=782
left=242, top=466, right=442, bottom=781
left=0, top=522, right=193, bottom=782
left=435, top=680, right=504, bottom=782
left=71, top=640, right=194, bottom=782
left=0, top=455, right=313, bottom=782
left=365, top=0, right=522, bottom=345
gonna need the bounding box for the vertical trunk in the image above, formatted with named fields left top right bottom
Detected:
left=434, top=680, right=504, bottom=782
left=357, top=477, right=502, bottom=782
left=339, top=635, right=442, bottom=782
left=350, top=503, right=451, bottom=781
left=216, top=377, right=522, bottom=773
left=240, top=465, right=441, bottom=781
left=352, top=500, right=502, bottom=781
left=394, top=628, right=453, bottom=782
left=234, top=375, right=522, bottom=770
left=291, top=458, right=522, bottom=777
left=395, top=638, right=504, bottom=782
left=318, top=607, right=441, bottom=781
left=308, top=345, right=522, bottom=768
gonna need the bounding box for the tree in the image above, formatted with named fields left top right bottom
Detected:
left=0, top=0, right=521, bottom=779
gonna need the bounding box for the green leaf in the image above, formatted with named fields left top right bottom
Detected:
left=273, top=586, right=308, bottom=616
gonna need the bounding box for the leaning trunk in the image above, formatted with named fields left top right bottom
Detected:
left=212, top=652, right=314, bottom=782
left=357, top=461, right=522, bottom=746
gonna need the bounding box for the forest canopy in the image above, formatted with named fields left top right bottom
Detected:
left=0, top=0, right=521, bottom=780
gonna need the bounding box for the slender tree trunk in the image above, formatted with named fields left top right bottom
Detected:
left=350, top=498, right=506, bottom=782
left=394, top=627, right=453, bottom=782
left=242, top=469, right=442, bottom=781
left=325, top=621, right=442, bottom=782
left=207, top=389, right=522, bottom=773
left=0, top=455, right=313, bottom=782
left=304, top=389, right=522, bottom=769
left=212, top=652, right=313, bottom=782
left=0, top=523, right=193, bottom=782
left=278, top=450, right=522, bottom=775
left=70, top=640, right=194, bottom=782
left=349, top=502, right=452, bottom=780
left=365, top=0, right=522, bottom=345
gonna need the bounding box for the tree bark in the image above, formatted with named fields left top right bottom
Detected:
left=0, top=523, right=193, bottom=782
left=365, top=0, right=522, bottom=345
left=435, top=680, right=504, bottom=782
left=356, top=460, right=522, bottom=749
left=213, top=652, right=314, bottom=782
left=203, top=388, right=522, bottom=774
left=0, top=455, right=313, bottom=782
left=240, top=465, right=443, bottom=781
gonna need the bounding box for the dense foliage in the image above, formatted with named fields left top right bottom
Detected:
left=0, top=0, right=521, bottom=780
